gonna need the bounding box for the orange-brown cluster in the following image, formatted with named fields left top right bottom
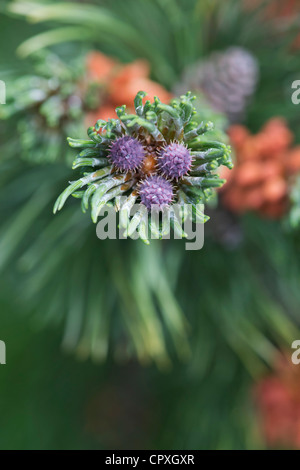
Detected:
left=255, top=353, right=300, bottom=448
left=220, top=118, right=300, bottom=218
left=85, top=51, right=172, bottom=125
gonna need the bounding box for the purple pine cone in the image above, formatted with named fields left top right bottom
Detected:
left=109, top=136, right=145, bottom=171
left=139, top=175, right=173, bottom=211
left=158, top=142, right=192, bottom=179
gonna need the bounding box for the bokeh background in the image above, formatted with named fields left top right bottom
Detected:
left=1, top=0, right=300, bottom=450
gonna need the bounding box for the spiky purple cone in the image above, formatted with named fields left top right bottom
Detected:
left=109, top=136, right=145, bottom=171
left=139, top=176, right=173, bottom=211
left=158, top=142, right=192, bottom=179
